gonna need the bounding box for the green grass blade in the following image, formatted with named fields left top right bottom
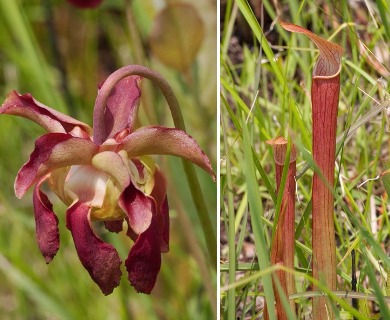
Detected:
left=242, top=118, right=276, bottom=319
left=363, top=255, right=390, bottom=317
left=0, top=254, right=73, bottom=319
left=376, top=0, right=390, bottom=41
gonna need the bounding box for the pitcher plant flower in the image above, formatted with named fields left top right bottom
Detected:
left=281, top=22, right=343, bottom=319
left=0, top=65, right=214, bottom=295
left=265, top=137, right=297, bottom=320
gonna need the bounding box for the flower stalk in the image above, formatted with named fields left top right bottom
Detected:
left=281, top=22, right=343, bottom=319
left=265, top=137, right=297, bottom=320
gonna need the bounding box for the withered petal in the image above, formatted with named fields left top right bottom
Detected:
left=158, top=197, right=169, bottom=253
left=125, top=218, right=138, bottom=242
left=66, top=202, right=122, bottom=295
left=125, top=216, right=161, bottom=294
left=150, top=168, right=169, bottom=252
left=33, top=177, right=60, bottom=263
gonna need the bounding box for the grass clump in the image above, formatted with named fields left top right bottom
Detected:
left=220, top=0, right=390, bottom=319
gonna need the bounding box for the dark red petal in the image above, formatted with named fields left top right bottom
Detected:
left=0, top=91, right=92, bottom=134
left=104, top=220, right=124, bottom=233
left=15, top=133, right=98, bottom=199
left=66, top=0, right=103, bottom=8
left=33, top=177, right=60, bottom=263
left=121, top=126, right=215, bottom=179
left=150, top=168, right=169, bottom=252
left=66, top=202, right=122, bottom=295
left=119, top=183, right=153, bottom=235
left=125, top=218, right=138, bottom=242
left=150, top=168, right=167, bottom=210
left=125, top=216, right=161, bottom=294
left=93, top=76, right=141, bottom=144
left=158, top=197, right=169, bottom=253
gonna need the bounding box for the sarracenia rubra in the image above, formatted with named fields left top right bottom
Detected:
left=281, top=21, right=343, bottom=319
left=265, top=137, right=297, bottom=320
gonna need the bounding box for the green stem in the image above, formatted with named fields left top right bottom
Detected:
left=93, top=65, right=216, bottom=266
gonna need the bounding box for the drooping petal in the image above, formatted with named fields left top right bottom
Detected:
left=119, top=183, right=153, bottom=235
left=15, top=133, right=98, bottom=199
left=66, top=201, right=122, bottom=295
left=0, top=91, right=92, bottom=134
left=158, top=197, right=169, bottom=253
left=66, top=0, right=103, bottom=8
left=93, top=76, right=141, bottom=143
left=125, top=216, right=161, bottom=294
left=33, top=176, right=60, bottom=263
left=150, top=168, right=169, bottom=252
left=121, top=126, right=215, bottom=179
left=149, top=167, right=167, bottom=207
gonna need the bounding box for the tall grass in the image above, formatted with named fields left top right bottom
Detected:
left=220, top=0, right=390, bottom=319
left=0, top=0, right=217, bottom=319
